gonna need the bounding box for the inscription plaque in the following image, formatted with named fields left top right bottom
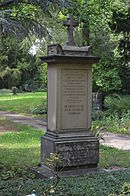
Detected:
left=61, top=69, right=88, bottom=129
left=55, top=140, right=99, bottom=167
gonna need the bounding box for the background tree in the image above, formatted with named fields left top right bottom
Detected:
left=0, top=0, right=69, bottom=38
left=62, top=0, right=129, bottom=94
left=0, top=36, right=43, bottom=89
left=109, top=3, right=130, bottom=94
left=0, top=0, right=129, bottom=95
left=0, top=0, right=69, bottom=90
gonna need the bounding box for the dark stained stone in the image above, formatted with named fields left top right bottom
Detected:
left=41, top=133, right=99, bottom=169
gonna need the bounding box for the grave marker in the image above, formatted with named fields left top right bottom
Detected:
left=38, top=14, right=100, bottom=177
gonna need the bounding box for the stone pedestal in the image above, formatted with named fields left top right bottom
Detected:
left=41, top=133, right=99, bottom=169
left=40, top=55, right=100, bottom=171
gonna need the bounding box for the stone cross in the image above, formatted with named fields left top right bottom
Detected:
left=63, top=14, right=79, bottom=46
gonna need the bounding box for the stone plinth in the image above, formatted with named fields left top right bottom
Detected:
left=41, top=133, right=99, bottom=169
left=40, top=55, right=100, bottom=171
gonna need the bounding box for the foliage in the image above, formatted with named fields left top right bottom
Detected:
left=0, top=0, right=69, bottom=38
left=42, top=153, right=62, bottom=195
left=62, top=0, right=129, bottom=93
left=92, top=94, right=130, bottom=135
left=0, top=168, right=130, bottom=195
left=0, top=0, right=129, bottom=94
left=40, top=63, right=47, bottom=89
left=0, top=37, right=43, bottom=89
left=0, top=0, right=69, bottom=91
left=93, top=112, right=130, bottom=135
left=27, top=101, right=47, bottom=115
left=120, top=182, right=130, bottom=195
left=109, top=5, right=130, bottom=94
left=105, top=94, right=130, bottom=115
left=89, top=1, right=124, bottom=93
left=46, top=153, right=62, bottom=170
left=92, top=110, right=105, bottom=121
left=109, top=182, right=130, bottom=196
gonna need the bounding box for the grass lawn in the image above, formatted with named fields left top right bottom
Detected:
left=0, top=118, right=130, bottom=171
left=0, top=118, right=130, bottom=195
left=0, top=92, right=47, bottom=114
left=0, top=118, right=44, bottom=171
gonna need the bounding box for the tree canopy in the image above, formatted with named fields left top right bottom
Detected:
left=0, top=0, right=129, bottom=94
left=0, top=0, right=69, bottom=38
left=62, top=0, right=130, bottom=93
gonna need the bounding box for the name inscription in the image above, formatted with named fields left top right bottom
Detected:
left=61, top=69, right=88, bottom=129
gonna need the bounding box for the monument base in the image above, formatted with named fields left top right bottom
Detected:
left=41, top=132, right=99, bottom=169
left=31, top=164, right=100, bottom=179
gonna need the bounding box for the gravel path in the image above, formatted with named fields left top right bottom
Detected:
left=0, top=111, right=47, bottom=131
left=100, top=131, right=130, bottom=150
left=0, top=111, right=130, bottom=150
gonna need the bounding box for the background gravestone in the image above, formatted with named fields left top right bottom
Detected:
left=92, top=92, right=103, bottom=110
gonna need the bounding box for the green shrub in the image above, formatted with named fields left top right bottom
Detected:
left=93, top=111, right=130, bottom=135
left=92, top=95, right=130, bottom=135
left=105, top=112, right=129, bottom=133
left=27, top=102, right=47, bottom=115
left=105, top=94, right=130, bottom=115
left=92, top=110, right=105, bottom=120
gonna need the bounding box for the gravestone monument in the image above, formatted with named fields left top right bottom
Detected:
left=39, top=14, right=100, bottom=177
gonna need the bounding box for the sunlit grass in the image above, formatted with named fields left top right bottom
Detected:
left=0, top=123, right=44, bottom=169
left=99, top=145, right=130, bottom=168
left=0, top=120, right=129, bottom=170
left=0, top=92, right=47, bottom=114
left=0, top=92, right=46, bottom=101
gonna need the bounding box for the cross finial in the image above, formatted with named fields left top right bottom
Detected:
left=63, top=14, right=79, bottom=46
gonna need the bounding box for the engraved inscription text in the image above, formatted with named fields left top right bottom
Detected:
left=61, top=69, right=88, bottom=129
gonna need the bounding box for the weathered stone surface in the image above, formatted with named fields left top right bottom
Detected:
left=92, top=92, right=104, bottom=110
left=38, top=14, right=100, bottom=177
left=61, top=69, right=88, bottom=129
left=39, top=54, right=100, bottom=173
left=47, top=44, right=63, bottom=55
left=46, top=62, right=93, bottom=133
left=63, top=14, right=79, bottom=46
left=63, top=45, right=93, bottom=56
left=31, top=165, right=100, bottom=178
left=41, top=133, right=99, bottom=168
left=40, top=55, right=100, bottom=64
